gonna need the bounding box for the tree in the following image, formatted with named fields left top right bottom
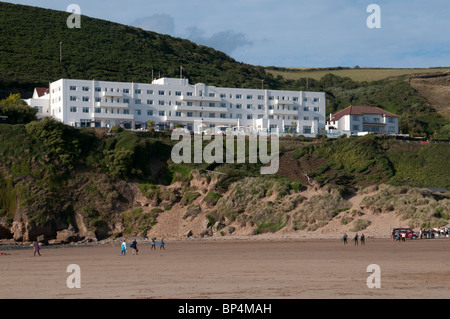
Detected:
left=0, top=93, right=37, bottom=124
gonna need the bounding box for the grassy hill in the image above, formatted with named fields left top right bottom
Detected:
left=0, top=2, right=275, bottom=94
left=265, top=66, right=450, bottom=82
left=0, top=121, right=449, bottom=241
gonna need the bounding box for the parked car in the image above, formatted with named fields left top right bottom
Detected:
left=392, top=228, right=418, bottom=239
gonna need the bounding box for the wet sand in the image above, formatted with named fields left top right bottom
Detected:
left=1, top=237, right=449, bottom=299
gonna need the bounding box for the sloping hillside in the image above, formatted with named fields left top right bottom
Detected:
left=0, top=1, right=274, bottom=96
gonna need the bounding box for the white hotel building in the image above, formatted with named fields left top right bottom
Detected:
left=25, top=77, right=326, bottom=135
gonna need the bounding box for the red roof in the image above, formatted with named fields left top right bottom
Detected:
left=35, top=87, right=49, bottom=97
left=331, top=105, right=399, bottom=121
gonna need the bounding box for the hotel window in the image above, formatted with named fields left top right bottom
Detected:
left=123, top=98, right=129, bottom=103
left=314, top=117, right=319, bottom=121
left=247, top=114, right=253, bottom=120
left=303, top=126, right=311, bottom=134
left=147, top=90, right=154, bottom=95
left=313, top=98, right=319, bottom=102
left=82, top=97, right=90, bottom=102
left=70, top=86, right=77, bottom=91
left=175, top=112, right=181, bottom=117
left=187, top=102, right=193, bottom=106
left=95, top=97, right=101, bottom=102
left=209, top=113, right=215, bottom=118
left=303, top=98, right=308, bottom=102
left=236, top=114, right=242, bottom=119
left=135, top=89, right=141, bottom=94
left=158, top=90, right=165, bottom=95
left=220, top=94, right=226, bottom=98
left=82, top=107, right=89, bottom=113
left=257, top=95, right=264, bottom=100
left=186, top=92, right=193, bottom=96
left=293, top=116, right=298, bottom=120
left=209, top=93, right=215, bottom=97
left=70, top=106, right=77, bottom=112
left=187, top=112, right=193, bottom=117
left=236, top=104, right=242, bottom=109
left=247, top=104, right=252, bottom=110
left=235, top=94, right=242, bottom=99
left=159, top=111, right=165, bottom=116
left=258, top=114, right=263, bottom=119
left=268, top=96, right=274, bottom=100
left=147, top=110, right=153, bottom=116
left=82, top=86, right=89, bottom=91
left=303, top=116, right=309, bottom=121
left=353, top=116, right=360, bottom=121
left=220, top=114, right=226, bottom=118
left=303, top=107, right=309, bottom=112
left=175, top=101, right=181, bottom=106
left=95, top=87, right=101, bottom=92
left=136, top=109, right=141, bottom=115
left=175, top=91, right=181, bottom=96
left=293, top=97, right=298, bottom=102
left=388, top=117, right=395, bottom=123
left=123, top=109, right=129, bottom=114
left=135, top=99, right=141, bottom=104
left=246, top=95, right=253, bottom=99
left=70, top=96, right=77, bottom=101
left=352, top=125, right=360, bottom=131
left=258, top=105, right=263, bottom=110
left=147, top=100, right=153, bottom=105
left=314, top=107, right=320, bottom=112
left=158, top=100, right=165, bottom=106
left=95, top=108, right=101, bottom=113
left=220, top=103, right=226, bottom=108
left=123, top=89, right=129, bottom=94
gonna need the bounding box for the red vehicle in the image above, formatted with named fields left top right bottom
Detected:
left=392, top=228, right=418, bottom=240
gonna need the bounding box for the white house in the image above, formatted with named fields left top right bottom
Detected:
left=326, top=105, right=399, bottom=136
left=23, top=87, right=51, bottom=120
left=25, top=77, right=326, bottom=136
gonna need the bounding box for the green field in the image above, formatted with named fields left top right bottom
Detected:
left=266, top=67, right=450, bottom=82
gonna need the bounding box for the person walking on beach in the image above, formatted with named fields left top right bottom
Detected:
left=121, top=240, right=127, bottom=255
left=343, top=233, right=348, bottom=245
left=131, top=239, right=138, bottom=255
left=160, top=238, right=165, bottom=250
left=360, top=234, right=365, bottom=245
left=354, top=233, right=359, bottom=245
left=151, top=237, right=156, bottom=250
left=33, top=242, right=41, bottom=256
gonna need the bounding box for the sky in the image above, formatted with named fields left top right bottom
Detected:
left=4, top=0, right=450, bottom=68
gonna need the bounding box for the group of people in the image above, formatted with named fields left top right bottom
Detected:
left=120, top=237, right=165, bottom=256
left=342, top=233, right=365, bottom=245
left=419, top=228, right=449, bottom=239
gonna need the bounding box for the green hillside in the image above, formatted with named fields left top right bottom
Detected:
left=0, top=2, right=274, bottom=92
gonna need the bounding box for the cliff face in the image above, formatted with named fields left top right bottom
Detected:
left=2, top=171, right=449, bottom=243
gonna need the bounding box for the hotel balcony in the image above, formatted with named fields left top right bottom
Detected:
left=95, top=101, right=129, bottom=108
left=175, top=104, right=227, bottom=113
left=93, top=113, right=134, bottom=120
left=101, top=91, right=124, bottom=98
left=274, top=99, right=294, bottom=106
left=163, top=115, right=237, bottom=125
left=180, top=94, right=222, bottom=103
left=269, top=108, right=298, bottom=116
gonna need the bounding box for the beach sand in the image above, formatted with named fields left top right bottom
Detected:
left=1, top=236, right=449, bottom=299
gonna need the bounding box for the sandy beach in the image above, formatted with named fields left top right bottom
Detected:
left=1, top=235, right=449, bottom=299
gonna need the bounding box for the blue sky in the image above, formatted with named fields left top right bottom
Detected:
left=4, top=0, right=450, bottom=67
